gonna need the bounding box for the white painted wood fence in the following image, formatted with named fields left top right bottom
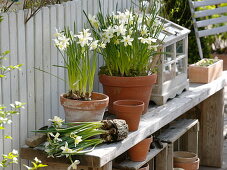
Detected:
left=0, top=0, right=133, bottom=169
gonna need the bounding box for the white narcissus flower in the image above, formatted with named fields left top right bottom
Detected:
left=138, top=37, right=149, bottom=44
left=67, top=160, right=80, bottom=170
left=90, top=40, right=99, bottom=50
left=75, top=29, right=93, bottom=47
left=49, top=132, right=62, bottom=142
left=48, top=116, right=64, bottom=127
left=141, top=1, right=150, bottom=8
left=99, top=43, right=106, bottom=49
left=74, top=136, right=82, bottom=146
left=34, top=157, right=42, bottom=163
left=114, top=24, right=127, bottom=36
left=12, top=149, right=18, bottom=155
left=88, top=14, right=99, bottom=29
left=121, top=35, right=134, bottom=46
left=24, top=165, right=33, bottom=170
left=60, top=142, right=74, bottom=157
left=146, top=37, right=157, bottom=45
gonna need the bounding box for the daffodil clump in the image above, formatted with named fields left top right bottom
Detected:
left=34, top=117, right=128, bottom=170
left=35, top=116, right=106, bottom=169
left=53, top=28, right=105, bottom=100
left=86, top=2, right=163, bottom=76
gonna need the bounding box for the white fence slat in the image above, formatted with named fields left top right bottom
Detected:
left=1, top=13, right=12, bottom=170
left=87, top=0, right=94, bottom=15
left=122, top=0, right=127, bottom=10
left=65, top=2, right=71, bottom=28
left=70, top=1, right=76, bottom=31
left=75, top=0, right=83, bottom=32
left=193, top=0, right=227, bottom=8
left=34, top=11, right=44, bottom=129
left=9, top=12, right=20, bottom=170
left=50, top=5, right=59, bottom=118
left=93, top=0, right=99, bottom=15
left=17, top=10, right=29, bottom=170
left=25, top=14, right=36, bottom=138
left=57, top=4, right=66, bottom=118
left=43, top=7, right=52, bottom=126
left=103, top=0, right=108, bottom=16
left=82, top=0, right=88, bottom=26
left=196, top=16, right=227, bottom=28
left=194, top=6, right=227, bottom=18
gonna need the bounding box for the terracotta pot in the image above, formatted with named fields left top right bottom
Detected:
left=128, top=136, right=153, bottom=162
left=174, top=151, right=199, bottom=170
left=174, top=151, right=198, bottom=163
left=139, top=163, right=149, bottom=170
left=113, top=100, right=144, bottom=131
left=60, top=92, right=109, bottom=122
left=99, top=74, right=157, bottom=114
left=174, top=158, right=200, bottom=170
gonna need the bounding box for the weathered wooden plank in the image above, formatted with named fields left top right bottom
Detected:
left=34, top=10, right=44, bottom=129
left=194, top=6, right=227, bottom=18
left=116, top=143, right=167, bottom=170
left=198, top=25, right=227, bottom=37
left=158, top=119, right=198, bottom=143
left=192, top=0, right=227, bottom=8
left=198, top=89, right=224, bottom=167
left=196, top=16, right=227, bottom=28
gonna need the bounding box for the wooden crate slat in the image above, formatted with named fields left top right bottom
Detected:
left=158, top=119, right=198, bottom=143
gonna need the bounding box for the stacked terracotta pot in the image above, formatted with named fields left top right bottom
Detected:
left=174, top=151, right=200, bottom=170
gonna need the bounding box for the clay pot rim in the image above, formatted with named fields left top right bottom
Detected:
left=99, top=74, right=157, bottom=87
left=174, top=158, right=200, bottom=165
left=174, top=151, right=198, bottom=163
left=113, top=100, right=144, bottom=108
left=60, top=92, right=109, bottom=103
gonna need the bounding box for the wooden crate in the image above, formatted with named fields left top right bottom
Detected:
left=188, top=59, right=223, bottom=83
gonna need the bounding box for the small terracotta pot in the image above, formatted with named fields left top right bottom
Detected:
left=139, top=163, right=149, bottom=170
left=174, top=151, right=198, bottom=163
left=174, top=151, right=199, bottom=170
left=60, top=92, right=109, bottom=122
left=174, top=158, right=200, bottom=170
left=128, top=136, right=153, bottom=162
left=113, top=100, right=144, bottom=131
left=99, top=74, right=157, bottom=114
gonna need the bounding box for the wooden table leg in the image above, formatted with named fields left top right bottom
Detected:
left=92, top=161, right=112, bottom=170
left=155, top=146, right=168, bottom=170
left=198, top=89, right=224, bottom=167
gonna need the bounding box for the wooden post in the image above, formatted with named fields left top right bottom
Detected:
left=167, top=144, right=173, bottom=170
left=155, top=147, right=168, bottom=170
left=198, top=89, right=224, bottom=167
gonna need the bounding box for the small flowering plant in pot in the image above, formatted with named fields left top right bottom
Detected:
left=54, top=28, right=109, bottom=122
left=86, top=2, right=163, bottom=114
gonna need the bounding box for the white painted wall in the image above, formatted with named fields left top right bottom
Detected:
left=0, top=0, right=132, bottom=169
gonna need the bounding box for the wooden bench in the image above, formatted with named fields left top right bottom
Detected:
left=20, top=71, right=227, bottom=169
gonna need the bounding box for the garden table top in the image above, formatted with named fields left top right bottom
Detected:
left=21, top=71, right=227, bottom=168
